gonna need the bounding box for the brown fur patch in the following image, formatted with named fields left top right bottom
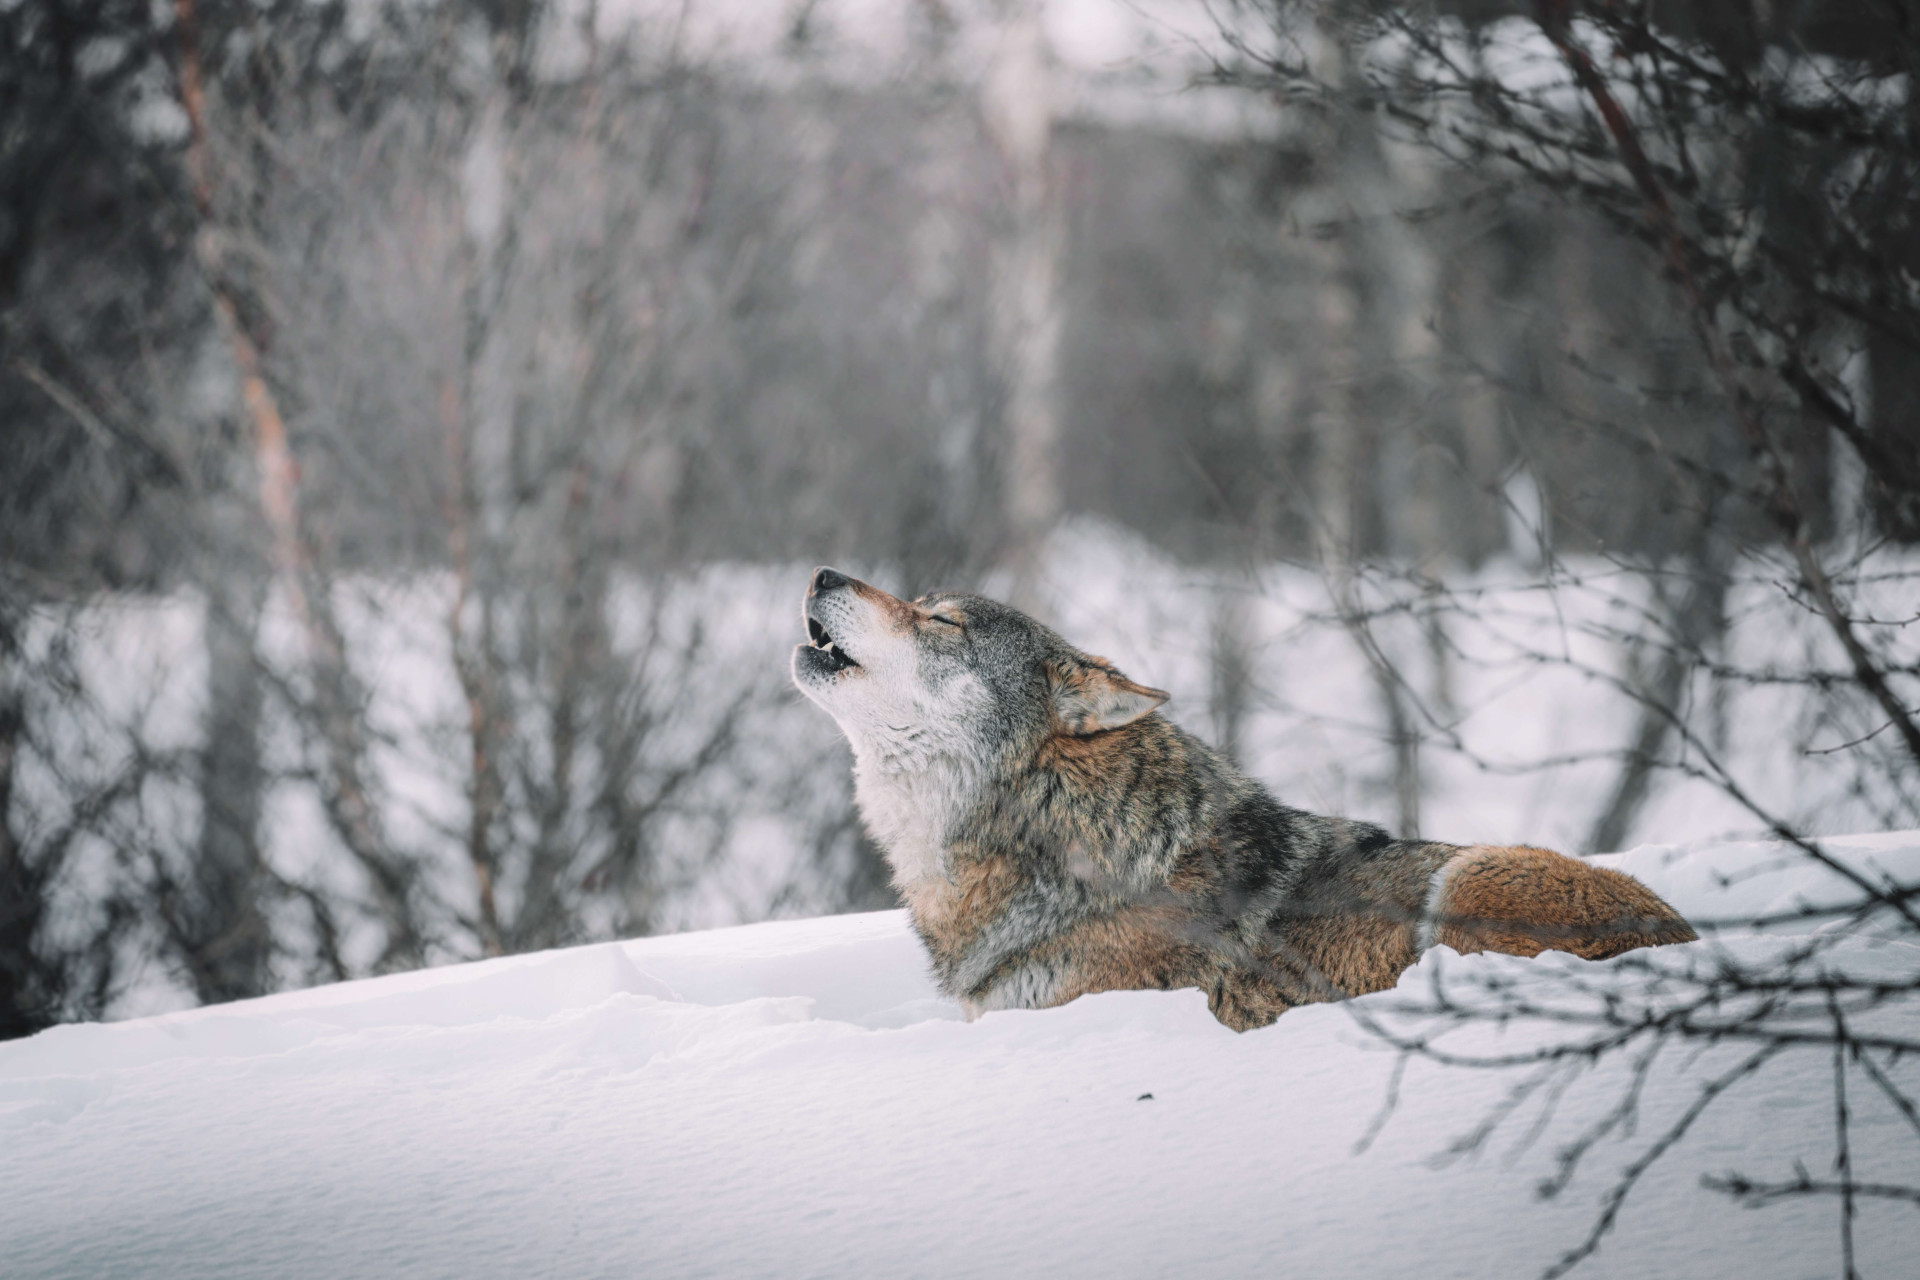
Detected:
left=1282, top=914, right=1424, bottom=1000
left=1018, top=908, right=1218, bottom=1006
left=846, top=577, right=921, bottom=632
left=1433, top=844, right=1699, bottom=959
left=1206, top=967, right=1297, bottom=1032
left=1034, top=718, right=1167, bottom=782
left=1240, top=840, right=1456, bottom=1011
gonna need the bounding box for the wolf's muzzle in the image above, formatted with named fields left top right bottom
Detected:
left=801, top=567, right=861, bottom=672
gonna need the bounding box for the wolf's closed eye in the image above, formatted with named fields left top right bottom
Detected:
left=929, top=614, right=962, bottom=628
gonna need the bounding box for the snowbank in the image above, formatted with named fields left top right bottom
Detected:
left=4, top=832, right=1917, bottom=1278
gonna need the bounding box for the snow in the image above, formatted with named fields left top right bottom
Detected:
left=5, top=832, right=1916, bottom=1278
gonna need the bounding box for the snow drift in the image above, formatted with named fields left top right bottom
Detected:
left=4, top=832, right=1917, bottom=1279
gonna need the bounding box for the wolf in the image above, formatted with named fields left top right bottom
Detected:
left=791, top=567, right=1697, bottom=1030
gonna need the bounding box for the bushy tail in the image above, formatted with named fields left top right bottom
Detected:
left=1425, top=844, right=1697, bottom=961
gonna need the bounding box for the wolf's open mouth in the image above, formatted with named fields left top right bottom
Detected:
left=807, top=617, right=860, bottom=671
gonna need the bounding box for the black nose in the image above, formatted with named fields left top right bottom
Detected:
left=810, top=566, right=849, bottom=595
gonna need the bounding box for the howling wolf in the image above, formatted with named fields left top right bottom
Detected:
left=791, top=567, right=1696, bottom=1030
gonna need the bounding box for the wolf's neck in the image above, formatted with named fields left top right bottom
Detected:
left=851, top=748, right=986, bottom=889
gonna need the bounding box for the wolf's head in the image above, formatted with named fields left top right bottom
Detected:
left=791, top=567, right=1168, bottom=772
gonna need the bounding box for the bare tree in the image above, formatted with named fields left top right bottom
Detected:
left=1207, top=2, right=1920, bottom=1272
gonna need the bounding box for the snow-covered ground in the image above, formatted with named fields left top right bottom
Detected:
left=5, top=831, right=1916, bottom=1279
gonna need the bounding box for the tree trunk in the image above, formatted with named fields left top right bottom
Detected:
left=183, top=571, right=271, bottom=1002
left=1208, top=583, right=1253, bottom=766
left=172, top=0, right=420, bottom=968
left=1867, top=331, right=1920, bottom=541
left=982, top=1, right=1062, bottom=608
left=0, top=599, right=49, bottom=1040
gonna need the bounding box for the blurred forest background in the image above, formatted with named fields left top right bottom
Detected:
left=3, top=0, right=1917, bottom=1037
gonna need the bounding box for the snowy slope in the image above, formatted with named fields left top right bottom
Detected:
left=4, top=834, right=1918, bottom=1279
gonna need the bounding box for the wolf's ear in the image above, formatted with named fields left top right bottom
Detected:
left=1049, top=655, right=1168, bottom=735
